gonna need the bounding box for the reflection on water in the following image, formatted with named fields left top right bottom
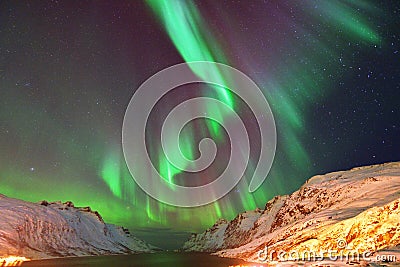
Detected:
left=21, top=253, right=265, bottom=267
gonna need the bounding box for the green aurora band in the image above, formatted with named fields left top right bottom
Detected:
left=133, top=0, right=381, bottom=227
left=0, top=0, right=383, bottom=237
left=146, top=0, right=238, bottom=184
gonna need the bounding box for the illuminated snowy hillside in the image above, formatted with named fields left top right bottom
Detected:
left=183, top=162, right=400, bottom=264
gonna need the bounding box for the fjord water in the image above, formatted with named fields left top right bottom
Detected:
left=22, top=252, right=260, bottom=267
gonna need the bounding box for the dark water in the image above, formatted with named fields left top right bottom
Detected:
left=22, top=253, right=263, bottom=267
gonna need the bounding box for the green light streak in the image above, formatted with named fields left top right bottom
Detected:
left=214, top=201, right=222, bottom=218
left=101, top=154, right=122, bottom=198
left=146, top=0, right=234, bottom=108
left=318, top=1, right=381, bottom=44
left=146, top=0, right=238, bottom=187
left=158, top=155, right=179, bottom=184
left=157, top=125, right=197, bottom=185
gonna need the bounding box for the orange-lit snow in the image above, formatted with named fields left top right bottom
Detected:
left=0, top=256, right=30, bottom=266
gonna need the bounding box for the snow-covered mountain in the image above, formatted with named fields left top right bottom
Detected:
left=182, top=209, right=263, bottom=252
left=183, top=162, right=400, bottom=264
left=0, top=195, right=154, bottom=259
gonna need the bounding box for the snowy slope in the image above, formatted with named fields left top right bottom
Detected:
left=0, top=196, right=153, bottom=259
left=183, top=162, right=400, bottom=264
left=182, top=209, right=264, bottom=252
left=182, top=218, right=229, bottom=252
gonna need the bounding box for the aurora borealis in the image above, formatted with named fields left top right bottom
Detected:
left=0, top=1, right=399, bottom=248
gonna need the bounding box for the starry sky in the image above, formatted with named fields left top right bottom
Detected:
left=0, top=0, right=399, bottom=249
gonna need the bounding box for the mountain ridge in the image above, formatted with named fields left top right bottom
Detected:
left=182, top=162, right=400, bottom=264
left=0, top=195, right=155, bottom=260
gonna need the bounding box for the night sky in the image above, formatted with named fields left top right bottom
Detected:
left=0, top=1, right=399, bottom=249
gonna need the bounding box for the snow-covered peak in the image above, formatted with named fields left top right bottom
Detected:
left=0, top=196, right=154, bottom=260
left=183, top=162, right=400, bottom=265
